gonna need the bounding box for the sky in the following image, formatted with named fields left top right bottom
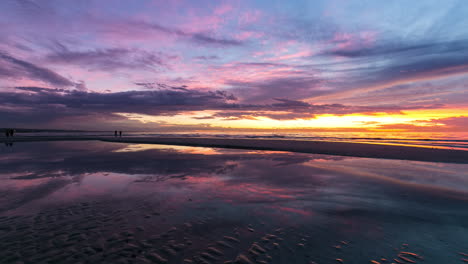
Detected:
left=1, top=0, right=468, bottom=133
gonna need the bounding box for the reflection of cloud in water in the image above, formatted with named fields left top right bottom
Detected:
left=1, top=141, right=468, bottom=263
left=113, top=143, right=223, bottom=155
left=305, top=158, right=468, bottom=198
left=0, top=140, right=467, bottom=223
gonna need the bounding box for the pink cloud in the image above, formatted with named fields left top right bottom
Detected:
left=214, top=3, right=234, bottom=16
left=235, top=31, right=264, bottom=41
left=180, top=3, right=236, bottom=33
left=204, top=62, right=299, bottom=85
left=268, top=49, right=314, bottom=61
left=239, top=10, right=262, bottom=26
left=331, top=31, right=377, bottom=51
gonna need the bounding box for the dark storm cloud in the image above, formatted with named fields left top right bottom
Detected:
left=0, top=51, right=73, bottom=86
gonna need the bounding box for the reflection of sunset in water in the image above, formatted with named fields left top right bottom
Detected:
left=112, top=143, right=223, bottom=155
left=1, top=141, right=467, bottom=263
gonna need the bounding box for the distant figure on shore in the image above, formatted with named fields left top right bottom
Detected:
left=5, top=129, right=15, bottom=137
left=119, top=131, right=122, bottom=137
left=114, top=130, right=118, bottom=137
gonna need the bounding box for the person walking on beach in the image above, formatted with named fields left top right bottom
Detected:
left=4, top=129, right=9, bottom=138
left=114, top=130, right=118, bottom=137
left=11, top=129, right=15, bottom=137
left=119, top=131, right=122, bottom=137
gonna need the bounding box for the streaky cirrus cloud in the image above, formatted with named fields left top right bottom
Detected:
left=45, top=46, right=177, bottom=72
left=100, top=19, right=244, bottom=47
left=0, top=51, right=73, bottom=87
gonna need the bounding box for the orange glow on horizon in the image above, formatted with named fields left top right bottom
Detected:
left=115, top=106, right=468, bottom=132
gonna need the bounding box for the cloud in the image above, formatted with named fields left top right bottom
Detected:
left=373, top=116, right=468, bottom=132
left=191, top=33, right=243, bottom=46
left=109, top=19, right=243, bottom=47
left=0, top=51, right=73, bottom=86
left=0, top=85, right=447, bottom=129
left=325, top=39, right=468, bottom=58
left=194, top=55, right=219, bottom=60
left=229, top=75, right=326, bottom=103
left=45, top=46, right=176, bottom=72
left=270, top=17, right=340, bottom=43
left=322, top=38, right=468, bottom=84
left=438, top=116, right=468, bottom=127
left=0, top=86, right=239, bottom=127
left=311, top=38, right=468, bottom=103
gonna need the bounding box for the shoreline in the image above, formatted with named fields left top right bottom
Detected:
left=2, top=136, right=468, bottom=163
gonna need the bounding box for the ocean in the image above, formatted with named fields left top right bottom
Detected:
left=13, top=131, right=468, bottom=150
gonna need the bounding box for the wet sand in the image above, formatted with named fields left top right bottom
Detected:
left=2, top=136, right=468, bottom=163
left=1, top=198, right=448, bottom=264
left=1, top=141, right=467, bottom=263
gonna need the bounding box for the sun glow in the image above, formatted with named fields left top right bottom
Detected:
left=115, top=107, right=468, bottom=132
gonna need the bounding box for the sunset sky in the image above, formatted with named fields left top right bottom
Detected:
left=1, top=0, right=468, bottom=132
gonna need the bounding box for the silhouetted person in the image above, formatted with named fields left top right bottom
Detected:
left=5, top=129, right=9, bottom=138
left=119, top=131, right=122, bottom=137
left=114, top=130, right=118, bottom=137
left=11, top=129, right=15, bottom=137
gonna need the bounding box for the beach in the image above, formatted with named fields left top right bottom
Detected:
left=1, top=140, right=468, bottom=263
left=3, top=1, right=468, bottom=263
left=2, top=136, right=468, bottom=163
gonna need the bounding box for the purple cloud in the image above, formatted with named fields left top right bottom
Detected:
left=0, top=86, right=444, bottom=129
left=230, top=76, right=326, bottom=103
left=110, top=19, right=243, bottom=47
left=319, top=38, right=468, bottom=92
left=0, top=51, right=73, bottom=86
left=45, top=46, right=175, bottom=71
left=191, top=33, right=243, bottom=46
left=194, top=55, right=219, bottom=60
